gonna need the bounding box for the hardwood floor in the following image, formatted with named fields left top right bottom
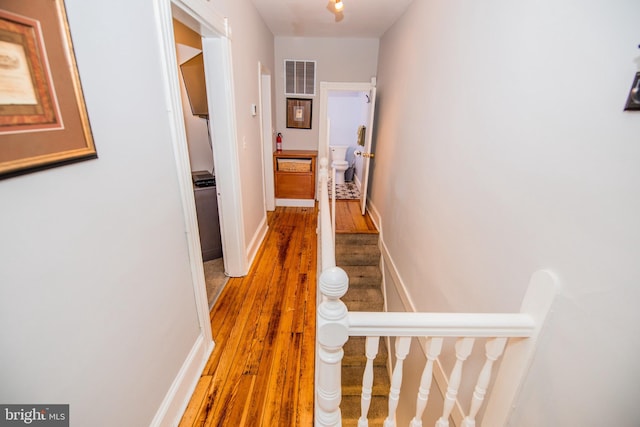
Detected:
left=335, top=200, right=378, bottom=234
left=180, top=201, right=377, bottom=426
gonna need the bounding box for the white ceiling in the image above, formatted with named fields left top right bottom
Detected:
left=250, top=0, right=415, bottom=38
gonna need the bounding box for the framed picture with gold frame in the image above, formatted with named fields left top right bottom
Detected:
left=286, top=97, right=312, bottom=129
left=0, top=0, right=96, bottom=178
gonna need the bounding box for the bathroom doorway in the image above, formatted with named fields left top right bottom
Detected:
left=319, top=81, right=377, bottom=214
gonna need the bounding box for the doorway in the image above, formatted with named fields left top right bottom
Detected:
left=318, top=81, right=377, bottom=214
left=169, top=2, right=248, bottom=277
left=154, top=0, right=249, bottom=342
left=151, top=1, right=248, bottom=423
left=172, top=20, right=228, bottom=309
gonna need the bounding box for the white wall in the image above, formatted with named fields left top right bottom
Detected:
left=372, top=0, right=640, bottom=425
left=0, top=1, right=201, bottom=425
left=274, top=37, right=379, bottom=151
left=0, top=0, right=276, bottom=425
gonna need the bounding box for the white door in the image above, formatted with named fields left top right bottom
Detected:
left=358, top=87, right=376, bottom=215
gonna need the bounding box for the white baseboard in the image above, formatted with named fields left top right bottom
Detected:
left=354, top=174, right=362, bottom=192
left=275, top=198, right=315, bottom=207
left=366, top=199, right=381, bottom=235
left=150, top=333, right=214, bottom=427
left=246, top=214, right=268, bottom=268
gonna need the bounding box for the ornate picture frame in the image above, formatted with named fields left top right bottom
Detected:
left=0, top=1, right=96, bottom=178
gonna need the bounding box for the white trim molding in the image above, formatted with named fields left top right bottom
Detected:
left=246, top=215, right=269, bottom=268
left=153, top=0, right=215, bottom=347
left=149, top=334, right=213, bottom=427
left=275, top=198, right=315, bottom=207
left=201, top=35, right=248, bottom=277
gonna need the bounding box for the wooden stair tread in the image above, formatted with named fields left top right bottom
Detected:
left=334, top=200, right=378, bottom=234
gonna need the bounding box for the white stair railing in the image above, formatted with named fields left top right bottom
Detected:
left=315, top=158, right=558, bottom=427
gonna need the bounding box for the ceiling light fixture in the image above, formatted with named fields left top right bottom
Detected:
left=334, top=0, right=344, bottom=12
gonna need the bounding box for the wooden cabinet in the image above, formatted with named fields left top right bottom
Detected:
left=274, top=150, right=317, bottom=199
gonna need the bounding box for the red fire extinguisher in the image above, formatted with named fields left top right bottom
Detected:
left=276, top=132, right=283, bottom=152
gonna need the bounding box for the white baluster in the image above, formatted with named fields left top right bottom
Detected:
left=461, top=338, right=507, bottom=427
left=383, top=336, right=411, bottom=427
left=435, top=337, right=475, bottom=427
left=316, top=267, right=349, bottom=427
left=410, top=337, right=444, bottom=427
left=358, top=336, right=380, bottom=427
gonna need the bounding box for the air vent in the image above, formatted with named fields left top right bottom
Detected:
left=284, top=60, right=316, bottom=96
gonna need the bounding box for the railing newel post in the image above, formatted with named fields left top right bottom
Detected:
left=316, top=266, right=350, bottom=427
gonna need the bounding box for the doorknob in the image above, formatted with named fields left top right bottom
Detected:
left=355, top=151, right=375, bottom=159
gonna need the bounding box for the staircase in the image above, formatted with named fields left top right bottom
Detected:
left=335, top=232, right=390, bottom=426
left=316, top=162, right=560, bottom=427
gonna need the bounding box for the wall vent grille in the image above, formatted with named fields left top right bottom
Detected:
left=284, top=60, right=316, bottom=96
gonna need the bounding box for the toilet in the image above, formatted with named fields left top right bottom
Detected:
left=329, top=145, right=349, bottom=185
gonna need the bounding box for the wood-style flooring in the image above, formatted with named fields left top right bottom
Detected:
left=180, top=200, right=376, bottom=426
left=334, top=199, right=378, bottom=234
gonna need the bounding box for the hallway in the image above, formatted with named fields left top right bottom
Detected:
left=180, top=206, right=318, bottom=426
left=180, top=201, right=377, bottom=425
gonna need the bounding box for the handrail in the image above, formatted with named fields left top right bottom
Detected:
left=316, top=158, right=349, bottom=427
left=348, top=311, right=536, bottom=337
left=317, top=157, right=337, bottom=271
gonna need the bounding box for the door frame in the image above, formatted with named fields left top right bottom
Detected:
left=153, top=1, right=247, bottom=424
left=259, top=62, right=275, bottom=211
left=318, top=80, right=376, bottom=212
left=156, top=0, right=248, bottom=355
left=168, top=1, right=247, bottom=278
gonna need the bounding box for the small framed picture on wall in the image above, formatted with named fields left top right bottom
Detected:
left=286, top=98, right=312, bottom=129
